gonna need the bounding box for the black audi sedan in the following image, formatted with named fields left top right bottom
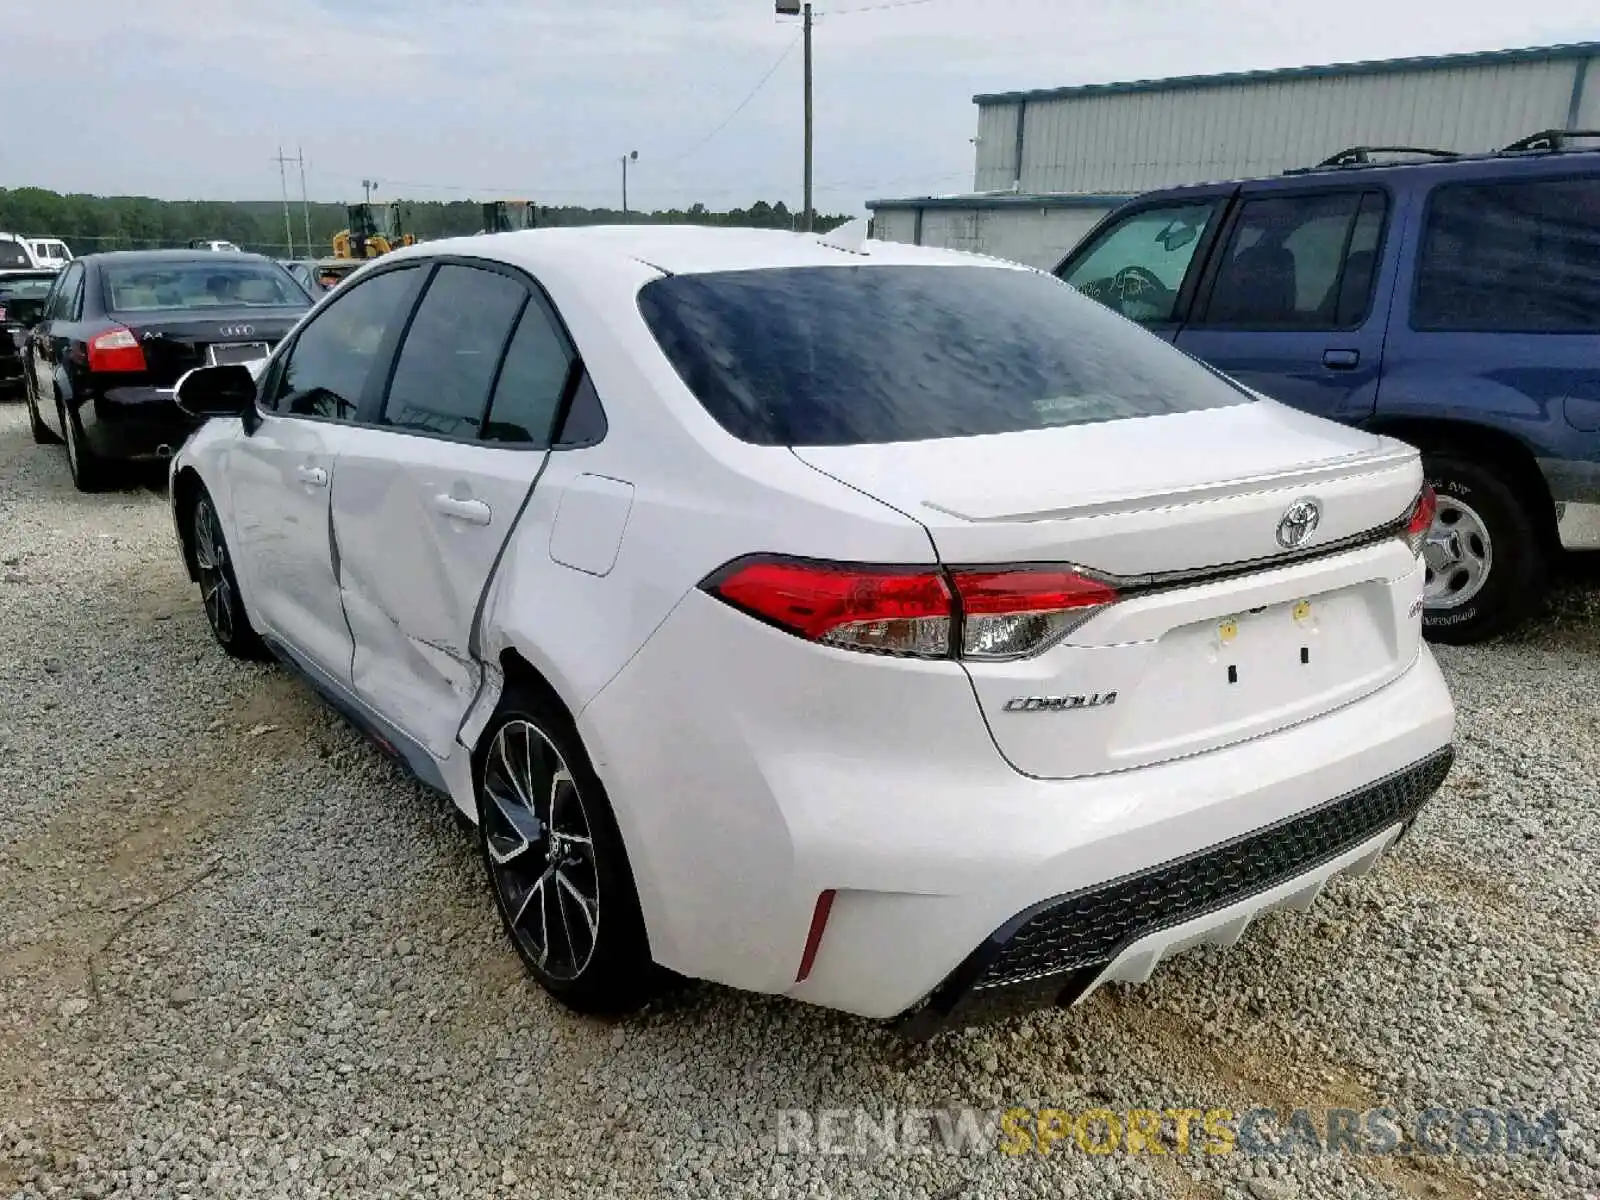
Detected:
left=23, top=250, right=313, bottom=490
left=0, top=269, right=58, bottom=395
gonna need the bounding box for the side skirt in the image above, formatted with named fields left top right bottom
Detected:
left=263, top=634, right=450, bottom=796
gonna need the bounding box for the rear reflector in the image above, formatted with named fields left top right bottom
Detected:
left=1401, top=485, right=1437, bottom=556
left=795, top=889, right=837, bottom=983
left=87, top=326, right=147, bottom=373
left=702, top=556, right=1119, bottom=661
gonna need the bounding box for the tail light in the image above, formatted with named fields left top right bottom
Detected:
left=1400, top=485, right=1437, bottom=556
left=87, top=327, right=147, bottom=373
left=703, top=556, right=1118, bottom=661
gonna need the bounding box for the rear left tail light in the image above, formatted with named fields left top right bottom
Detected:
left=87, top=326, right=147, bottom=373
left=702, top=556, right=1117, bottom=661
left=1400, top=485, right=1437, bottom=556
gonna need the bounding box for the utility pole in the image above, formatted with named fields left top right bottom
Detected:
left=273, top=146, right=296, bottom=257
left=298, top=144, right=313, bottom=256
left=803, top=2, right=813, bottom=232
left=777, top=1, right=814, bottom=232
left=621, top=150, right=638, bottom=218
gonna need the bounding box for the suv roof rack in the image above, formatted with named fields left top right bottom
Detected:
left=1316, top=146, right=1459, bottom=168
left=1501, top=128, right=1600, bottom=152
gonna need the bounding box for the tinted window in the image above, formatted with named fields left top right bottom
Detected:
left=638, top=265, right=1248, bottom=447
left=0, top=239, right=29, bottom=269
left=1414, top=178, right=1600, bottom=332
left=103, top=260, right=307, bottom=312
left=1059, top=201, right=1221, bottom=322
left=483, top=302, right=574, bottom=446
left=0, top=276, right=55, bottom=301
left=1200, top=191, right=1377, bottom=328
left=381, top=265, right=528, bottom=440
left=554, top=373, right=607, bottom=447
left=274, top=267, right=419, bottom=420
left=52, top=264, right=84, bottom=321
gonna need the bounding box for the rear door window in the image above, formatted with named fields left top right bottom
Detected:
left=1195, top=190, right=1387, bottom=329
left=0, top=239, right=31, bottom=269
left=482, top=300, right=576, bottom=447
left=379, top=264, right=529, bottom=441
left=1413, top=177, right=1600, bottom=332
left=1057, top=200, right=1222, bottom=323
left=638, top=264, right=1248, bottom=446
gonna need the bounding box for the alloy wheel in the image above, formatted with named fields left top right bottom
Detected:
left=192, top=496, right=236, bottom=644
left=1421, top=493, right=1494, bottom=610
left=481, top=719, right=601, bottom=981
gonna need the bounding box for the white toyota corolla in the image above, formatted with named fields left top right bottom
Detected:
left=168, top=225, right=1455, bottom=1035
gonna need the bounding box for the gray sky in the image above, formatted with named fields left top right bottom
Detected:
left=4, top=0, right=1598, bottom=214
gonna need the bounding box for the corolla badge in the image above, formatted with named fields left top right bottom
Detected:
left=1275, top=498, right=1322, bottom=550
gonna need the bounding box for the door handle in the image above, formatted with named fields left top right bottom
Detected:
left=1321, top=348, right=1360, bottom=370
left=296, top=465, right=329, bottom=487
left=432, top=494, right=492, bottom=525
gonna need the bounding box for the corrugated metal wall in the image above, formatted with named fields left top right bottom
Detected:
left=975, top=53, right=1597, bottom=194
left=869, top=204, right=1115, bottom=270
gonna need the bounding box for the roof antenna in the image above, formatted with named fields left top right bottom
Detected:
left=817, top=216, right=871, bottom=255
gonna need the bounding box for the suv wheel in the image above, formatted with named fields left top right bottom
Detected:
left=477, top=690, right=661, bottom=1015
left=1419, top=453, right=1546, bottom=644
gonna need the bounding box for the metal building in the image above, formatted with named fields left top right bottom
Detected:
left=869, top=41, right=1600, bottom=269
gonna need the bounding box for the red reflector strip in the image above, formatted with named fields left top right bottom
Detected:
left=795, top=889, right=837, bottom=983
left=1406, top=485, right=1437, bottom=538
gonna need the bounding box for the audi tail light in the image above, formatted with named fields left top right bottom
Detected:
left=1400, top=485, right=1437, bottom=556
left=702, top=556, right=1118, bottom=661
left=86, top=327, right=147, bottom=373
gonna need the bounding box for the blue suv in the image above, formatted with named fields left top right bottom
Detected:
left=1053, top=128, right=1600, bottom=644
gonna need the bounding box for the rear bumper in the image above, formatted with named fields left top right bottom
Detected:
left=899, top=747, right=1451, bottom=1039
left=581, top=587, right=1456, bottom=1022
left=79, top=386, right=199, bottom=460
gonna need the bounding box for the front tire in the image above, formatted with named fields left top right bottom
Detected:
left=1419, top=453, right=1546, bottom=645
left=189, top=486, right=270, bottom=660
left=477, top=690, right=660, bottom=1015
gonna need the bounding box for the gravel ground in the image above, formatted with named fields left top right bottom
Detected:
left=1, top=399, right=1596, bottom=1200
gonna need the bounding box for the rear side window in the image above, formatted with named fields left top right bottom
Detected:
left=482, top=302, right=575, bottom=447
left=638, top=265, right=1248, bottom=447
left=380, top=264, right=528, bottom=440
left=273, top=266, right=419, bottom=420
left=0, top=239, right=30, bottom=269
left=1414, top=178, right=1600, bottom=332
left=1198, top=191, right=1386, bottom=329
left=1058, top=200, right=1221, bottom=323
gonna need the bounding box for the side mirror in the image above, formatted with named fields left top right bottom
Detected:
left=174, top=364, right=257, bottom=419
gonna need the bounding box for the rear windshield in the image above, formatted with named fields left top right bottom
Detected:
left=103, top=261, right=308, bottom=312
left=637, top=264, right=1248, bottom=446
left=0, top=240, right=29, bottom=269
left=0, top=277, right=55, bottom=299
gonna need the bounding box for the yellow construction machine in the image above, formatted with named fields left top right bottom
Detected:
left=332, top=202, right=416, bottom=260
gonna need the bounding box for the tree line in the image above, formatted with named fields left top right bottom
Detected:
left=0, top=188, right=854, bottom=258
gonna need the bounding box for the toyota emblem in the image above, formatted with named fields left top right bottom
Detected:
left=1276, top=498, right=1322, bottom=550
left=219, top=324, right=255, bottom=338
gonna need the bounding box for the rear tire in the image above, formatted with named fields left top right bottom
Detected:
left=60, top=399, right=108, bottom=492
left=1419, top=452, right=1546, bottom=645
left=476, top=688, right=662, bottom=1016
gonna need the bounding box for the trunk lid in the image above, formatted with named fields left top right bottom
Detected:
left=119, top=308, right=304, bottom=385
left=793, top=401, right=1427, bottom=779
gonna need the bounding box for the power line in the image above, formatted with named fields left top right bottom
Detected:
left=821, top=0, right=943, bottom=13
left=662, top=32, right=803, bottom=165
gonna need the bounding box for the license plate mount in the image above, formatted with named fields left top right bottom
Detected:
left=207, top=341, right=270, bottom=367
